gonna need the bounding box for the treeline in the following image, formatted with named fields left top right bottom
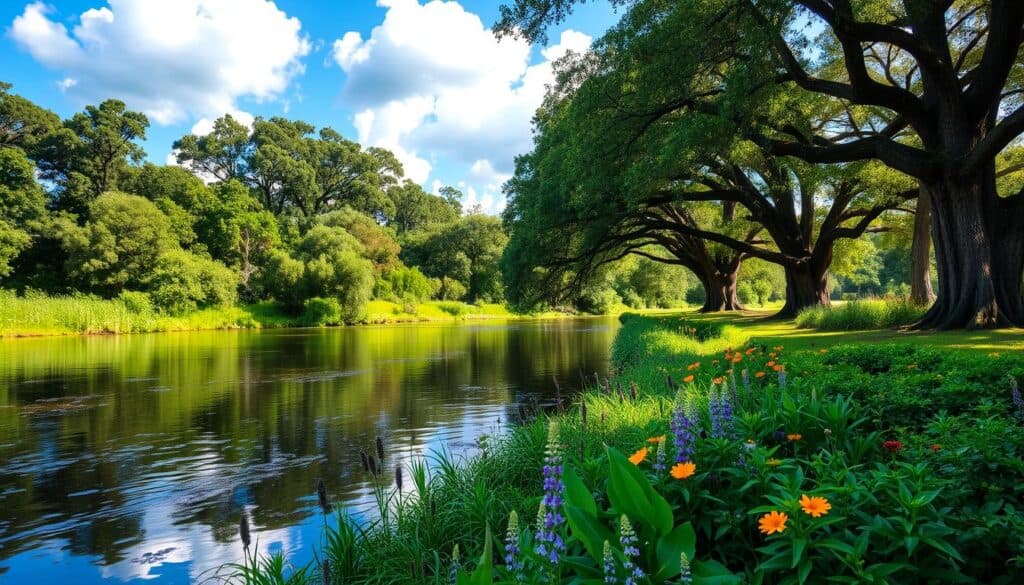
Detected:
left=0, top=82, right=693, bottom=323
left=496, top=0, right=1024, bottom=330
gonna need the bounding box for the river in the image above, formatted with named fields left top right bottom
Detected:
left=0, top=318, right=619, bottom=584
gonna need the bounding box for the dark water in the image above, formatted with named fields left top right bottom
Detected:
left=0, top=318, right=619, bottom=584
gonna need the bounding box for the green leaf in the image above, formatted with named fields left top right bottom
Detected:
left=470, top=526, right=493, bottom=585
left=564, top=504, right=613, bottom=564
left=563, top=465, right=597, bottom=517
left=606, top=447, right=673, bottom=536
left=791, top=537, right=807, bottom=568
left=653, top=522, right=697, bottom=581
left=692, top=559, right=742, bottom=584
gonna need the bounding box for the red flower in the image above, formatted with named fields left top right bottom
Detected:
left=883, top=440, right=903, bottom=453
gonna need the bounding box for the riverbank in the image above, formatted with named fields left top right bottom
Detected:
left=0, top=291, right=617, bottom=338
left=244, top=310, right=1024, bottom=584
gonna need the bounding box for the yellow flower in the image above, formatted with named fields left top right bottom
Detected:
left=758, top=511, right=788, bottom=535
left=819, top=349, right=828, bottom=354
left=670, top=461, right=696, bottom=480
left=766, top=458, right=782, bottom=466
left=787, top=433, right=803, bottom=441
left=799, top=494, right=832, bottom=518
left=629, top=447, right=649, bottom=465
left=647, top=435, right=666, bottom=444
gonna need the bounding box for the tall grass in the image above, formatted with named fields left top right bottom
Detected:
left=795, top=298, right=926, bottom=330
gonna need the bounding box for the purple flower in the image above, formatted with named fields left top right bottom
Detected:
left=535, top=422, right=565, bottom=566
left=603, top=541, right=617, bottom=585
left=778, top=366, right=787, bottom=388
left=670, top=394, right=697, bottom=463
left=504, top=511, right=523, bottom=580
left=1012, top=376, right=1023, bottom=419
left=620, top=516, right=644, bottom=585
left=653, top=439, right=667, bottom=475
left=680, top=553, right=693, bottom=584
left=710, top=384, right=733, bottom=439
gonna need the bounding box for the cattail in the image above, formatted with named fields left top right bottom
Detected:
left=376, top=436, right=385, bottom=463
left=395, top=465, right=404, bottom=491
left=316, top=478, right=330, bottom=514
left=239, top=512, right=251, bottom=550
left=321, top=559, right=332, bottom=585
left=359, top=450, right=370, bottom=473
left=629, top=381, right=638, bottom=401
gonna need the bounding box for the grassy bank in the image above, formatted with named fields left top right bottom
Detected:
left=232, top=311, right=1024, bottom=584
left=0, top=291, right=599, bottom=338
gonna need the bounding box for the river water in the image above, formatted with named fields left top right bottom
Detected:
left=0, top=318, right=619, bottom=584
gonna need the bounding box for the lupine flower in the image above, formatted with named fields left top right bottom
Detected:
left=758, top=511, right=788, bottom=535
left=709, top=384, right=733, bottom=439
left=602, top=541, right=616, bottom=585
left=449, top=544, right=460, bottom=584
left=777, top=365, right=787, bottom=387
left=1011, top=376, right=1023, bottom=418
left=670, top=393, right=697, bottom=463
left=670, top=461, right=696, bottom=480
left=679, top=552, right=692, bottom=584
left=653, top=439, right=667, bottom=474
left=799, top=495, right=831, bottom=517
left=741, top=368, right=749, bottom=390
left=619, top=516, right=644, bottom=585
left=535, top=422, right=566, bottom=565
left=504, top=511, right=523, bottom=580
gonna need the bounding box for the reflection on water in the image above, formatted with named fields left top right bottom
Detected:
left=0, top=318, right=618, bottom=584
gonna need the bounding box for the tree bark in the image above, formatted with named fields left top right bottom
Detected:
left=700, top=264, right=743, bottom=312
left=777, top=261, right=830, bottom=318
left=914, top=174, right=1023, bottom=329
left=910, top=190, right=935, bottom=305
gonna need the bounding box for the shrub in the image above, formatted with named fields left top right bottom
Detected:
left=436, top=301, right=468, bottom=317
left=301, top=297, right=343, bottom=326
left=145, top=250, right=238, bottom=314
left=795, top=298, right=926, bottom=330
left=116, top=290, right=153, bottom=314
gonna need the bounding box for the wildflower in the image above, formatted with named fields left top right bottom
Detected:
left=504, top=511, right=523, bottom=580
left=732, top=356, right=742, bottom=364
left=755, top=371, right=766, bottom=378
left=602, top=540, right=616, bottom=585
left=769, top=352, right=777, bottom=359
left=745, top=347, right=756, bottom=355
left=758, top=511, right=788, bottom=535
left=741, top=368, right=749, bottom=389
left=619, top=516, right=644, bottom=585
left=687, top=362, right=701, bottom=371
left=819, top=349, right=828, bottom=354
left=787, top=433, right=802, bottom=441
left=931, top=444, right=942, bottom=452
left=777, top=365, right=786, bottom=387
left=772, top=429, right=787, bottom=442
left=883, top=440, right=903, bottom=453
left=773, top=346, right=783, bottom=351
left=679, top=552, right=692, bottom=584
left=670, top=461, right=696, bottom=480
left=535, top=422, right=566, bottom=565
left=709, top=384, right=734, bottom=439
left=766, top=361, right=776, bottom=368
left=670, top=395, right=697, bottom=463
left=647, top=435, right=666, bottom=444
left=1011, top=376, right=1023, bottom=418
left=799, top=494, right=831, bottom=518
left=712, top=359, right=720, bottom=365
left=713, top=376, right=724, bottom=385
left=683, top=374, right=695, bottom=384
left=766, top=458, right=782, bottom=466
left=629, top=447, right=649, bottom=465
left=449, top=544, right=460, bottom=584
left=823, top=428, right=832, bottom=437
left=653, top=440, right=667, bottom=474
left=744, top=439, right=756, bottom=449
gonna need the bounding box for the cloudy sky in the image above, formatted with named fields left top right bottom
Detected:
left=1, top=0, right=617, bottom=213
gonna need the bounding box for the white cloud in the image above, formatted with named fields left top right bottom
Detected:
left=332, top=0, right=590, bottom=214
left=9, top=0, right=310, bottom=125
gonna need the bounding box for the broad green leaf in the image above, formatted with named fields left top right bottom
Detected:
left=606, top=447, right=673, bottom=536
left=564, top=504, right=613, bottom=563
left=653, top=521, right=697, bottom=581
left=563, top=465, right=597, bottom=517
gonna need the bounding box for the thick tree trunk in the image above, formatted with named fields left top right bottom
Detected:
left=914, top=175, right=1022, bottom=329
left=910, top=190, right=935, bottom=305
left=776, top=261, right=829, bottom=318
left=700, top=266, right=743, bottom=312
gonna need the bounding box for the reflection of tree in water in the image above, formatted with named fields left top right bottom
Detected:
left=0, top=319, right=618, bottom=571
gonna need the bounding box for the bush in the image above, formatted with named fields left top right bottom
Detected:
left=795, top=298, right=926, bottom=330
left=145, top=250, right=238, bottom=314
left=116, top=290, right=153, bottom=314
left=376, top=265, right=433, bottom=303
left=435, top=300, right=468, bottom=317
left=300, top=297, right=343, bottom=326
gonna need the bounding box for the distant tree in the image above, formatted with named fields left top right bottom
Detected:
left=293, top=225, right=375, bottom=321
left=0, top=82, right=61, bottom=152
left=145, top=249, right=238, bottom=314
left=402, top=215, right=508, bottom=302
left=317, top=207, right=401, bottom=275
left=172, top=114, right=251, bottom=182
left=386, top=181, right=461, bottom=234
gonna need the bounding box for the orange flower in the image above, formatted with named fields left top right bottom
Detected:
left=687, top=362, right=700, bottom=371
left=712, top=376, right=724, bottom=384
left=628, top=447, right=649, bottom=465
left=647, top=435, right=666, bottom=444
left=766, top=361, right=776, bottom=367
left=787, top=433, right=803, bottom=441
left=745, top=347, right=756, bottom=355
left=683, top=374, right=695, bottom=383
left=758, top=511, right=788, bottom=535
left=755, top=371, right=766, bottom=378
left=732, top=356, right=742, bottom=364
left=670, top=461, right=697, bottom=480
left=930, top=444, right=942, bottom=452
left=799, top=494, right=831, bottom=518
left=773, top=345, right=783, bottom=351
left=769, top=352, right=777, bottom=358
left=772, top=364, right=783, bottom=372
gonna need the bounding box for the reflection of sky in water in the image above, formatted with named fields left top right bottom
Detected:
left=0, top=319, right=617, bottom=584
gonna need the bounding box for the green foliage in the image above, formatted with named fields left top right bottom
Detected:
left=294, top=225, right=375, bottom=322
left=300, top=297, right=343, bottom=327
left=376, top=265, right=434, bottom=303
left=145, top=249, right=238, bottom=314
left=796, top=299, right=925, bottom=331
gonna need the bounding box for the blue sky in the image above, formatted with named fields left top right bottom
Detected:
left=0, top=0, right=619, bottom=213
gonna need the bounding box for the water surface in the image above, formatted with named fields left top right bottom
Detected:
left=0, top=318, right=618, bottom=584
